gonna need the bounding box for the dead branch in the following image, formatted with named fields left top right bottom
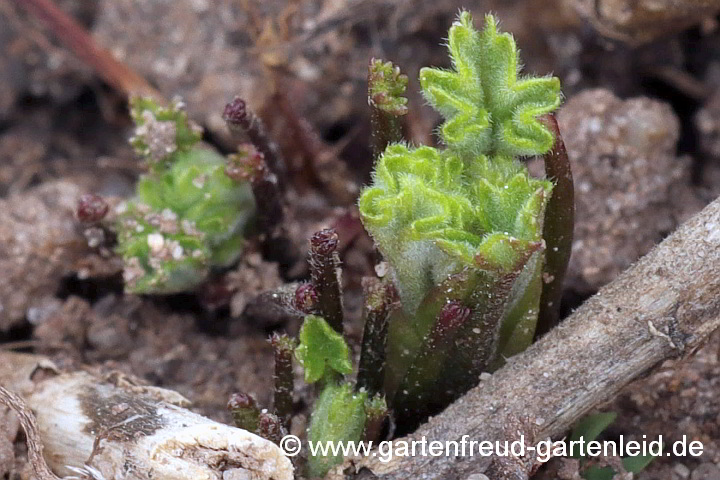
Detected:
left=345, top=195, right=720, bottom=479
left=0, top=386, right=59, bottom=480
left=0, top=353, right=293, bottom=480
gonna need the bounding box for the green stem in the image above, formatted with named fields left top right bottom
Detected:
left=368, top=58, right=408, bottom=158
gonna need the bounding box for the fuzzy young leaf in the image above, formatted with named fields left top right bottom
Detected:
left=420, top=12, right=561, bottom=157
left=359, top=11, right=559, bottom=316
left=359, top=11, right=564, bottom=431
left=360, top=143, right=551, bottom=315
left=295, top=315, right=352, bottom=384
left=307, top=383, right=367, bottom=478
left=130, top=97, right=202, bottom=167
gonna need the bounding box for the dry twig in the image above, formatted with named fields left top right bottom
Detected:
left=0, top=386, right=59, bottom=480
left=0, top=355, right=293, bottom=480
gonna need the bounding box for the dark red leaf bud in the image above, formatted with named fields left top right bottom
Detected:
left=437, top=301, right=471, bottom=332
left=227, top=392, right=256, bottom=411
left=258, top=412, right=285, bottom=444
left=310, top=228, right=339, bottom=256
left=293, top=283, right=318, bottom=313
left=76, top=194, right=109, bottom=223
left=223, top=97, right=248, bottom=126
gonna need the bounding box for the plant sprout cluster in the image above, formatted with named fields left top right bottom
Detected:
left=79, top=11, right=575, bottom=479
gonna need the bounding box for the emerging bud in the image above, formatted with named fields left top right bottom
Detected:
left=227, top=392, right=260, bottom=432
left=363, top=395, right=389, bottom=442
left=368, top=58, right=409, bottom=116
left=436, top=301, right=471, bottom=333
left=292, top=283, right=319, bottom=313
left=76, top=194, right=109, bottom=223
left=258, top=412, right=286, bottom=445
left=225, top=144, right=267, bottom=183
left=227, top=392, right=256, bottom=410
left=310, top=228, right=339, bottom=256
left=222, top=97, right=249, bottom=127
left=222, top=96, right=287, bottom=190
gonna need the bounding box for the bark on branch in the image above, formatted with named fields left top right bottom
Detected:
left=347, top=195, right=720, bottom=479
left=0, top=353, right=293, bottom=480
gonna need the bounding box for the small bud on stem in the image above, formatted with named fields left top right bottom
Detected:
left=257, top=412, right=286, bottom=445
left=363, top=395, right=389, bottom=443
left=292, top=283, right=319, bottom=314
left=76, top=194, right=109, bottom=223
left=223, top=97, right=286, bottom=189
left=309, top=229, right=344, bottom=334
left=226, top=144, right=284, bottom=232
left=368, top=58, right=408, bottom=158
left=433, top=301, right=471, bottom=341
left=227, top=392, right=260, bottom=433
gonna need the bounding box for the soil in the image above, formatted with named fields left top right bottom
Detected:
left=2, top=0, right=720, bottom=479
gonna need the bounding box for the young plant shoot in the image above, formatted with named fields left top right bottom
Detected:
left=220, top=11, right=570, bottom=478
left=271, top=12, right=572, bottom=478
left=359, top=11, right=563, bottom=433
left=115, top=98, right=255, bottom=293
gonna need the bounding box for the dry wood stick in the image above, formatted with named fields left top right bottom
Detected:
left=0, top=353, right=293, bottom=480
left=343, top=195, right=720, bottom=479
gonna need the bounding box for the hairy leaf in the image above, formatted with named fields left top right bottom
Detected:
left=359, top=12, right=564, bottom=431
left=295, top=315, right=352, bottom=384
left=307, top=382, right=367, bottom=478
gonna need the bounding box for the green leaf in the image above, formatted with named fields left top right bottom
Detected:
left=570, top=413, right=658, bottom=480
left=582, top=456, right=659, bottom=480
left=295, top=315, right=352, bottom=383
left=307, top=382, right=367, bottom=478
left=569, top=412, right=618, bottom=450
left=623, top=454, right=657, bottom=473
left=419, top=12, right=561, bottom=157
left=583, top=466, right=615, bottom=480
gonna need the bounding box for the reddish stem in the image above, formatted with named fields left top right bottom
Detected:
left=536, top=113, right=574, bottom=339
